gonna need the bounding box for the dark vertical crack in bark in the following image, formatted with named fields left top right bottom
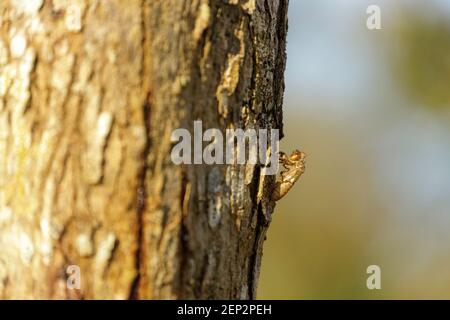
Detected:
left=273, top=0, right=288, bottom=136
left=248, top=203, right=269, bottom=300
left=178, top=168, right=190, bottom=298
left=129, top=0, right=152, bottom=299
left=129, top=93, right=151, bottom=300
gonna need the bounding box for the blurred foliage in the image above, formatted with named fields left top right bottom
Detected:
left=387, top=9, right=450, bottom=109
left=259, top=109, right=450, bottom=300
left=258, top=2, right=450, bottom=300
left=259, top=114, right=387, bottom=299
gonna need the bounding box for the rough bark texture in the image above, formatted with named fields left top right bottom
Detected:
left=0, top=0, right=288, bottom=299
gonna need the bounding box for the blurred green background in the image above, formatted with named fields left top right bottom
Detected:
left=259, top=0, right=450, bottom=299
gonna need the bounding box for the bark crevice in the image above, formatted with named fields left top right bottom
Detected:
left=129, top=92, right=152, bottom=299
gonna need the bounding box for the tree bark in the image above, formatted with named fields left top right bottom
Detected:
left=0, top=0, right=288, bottom=299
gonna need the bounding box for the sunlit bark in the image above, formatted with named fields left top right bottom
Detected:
left=0, top=0, right=288, bottom=299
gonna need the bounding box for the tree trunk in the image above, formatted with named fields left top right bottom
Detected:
left=0, top=0, right=288, bottom=299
